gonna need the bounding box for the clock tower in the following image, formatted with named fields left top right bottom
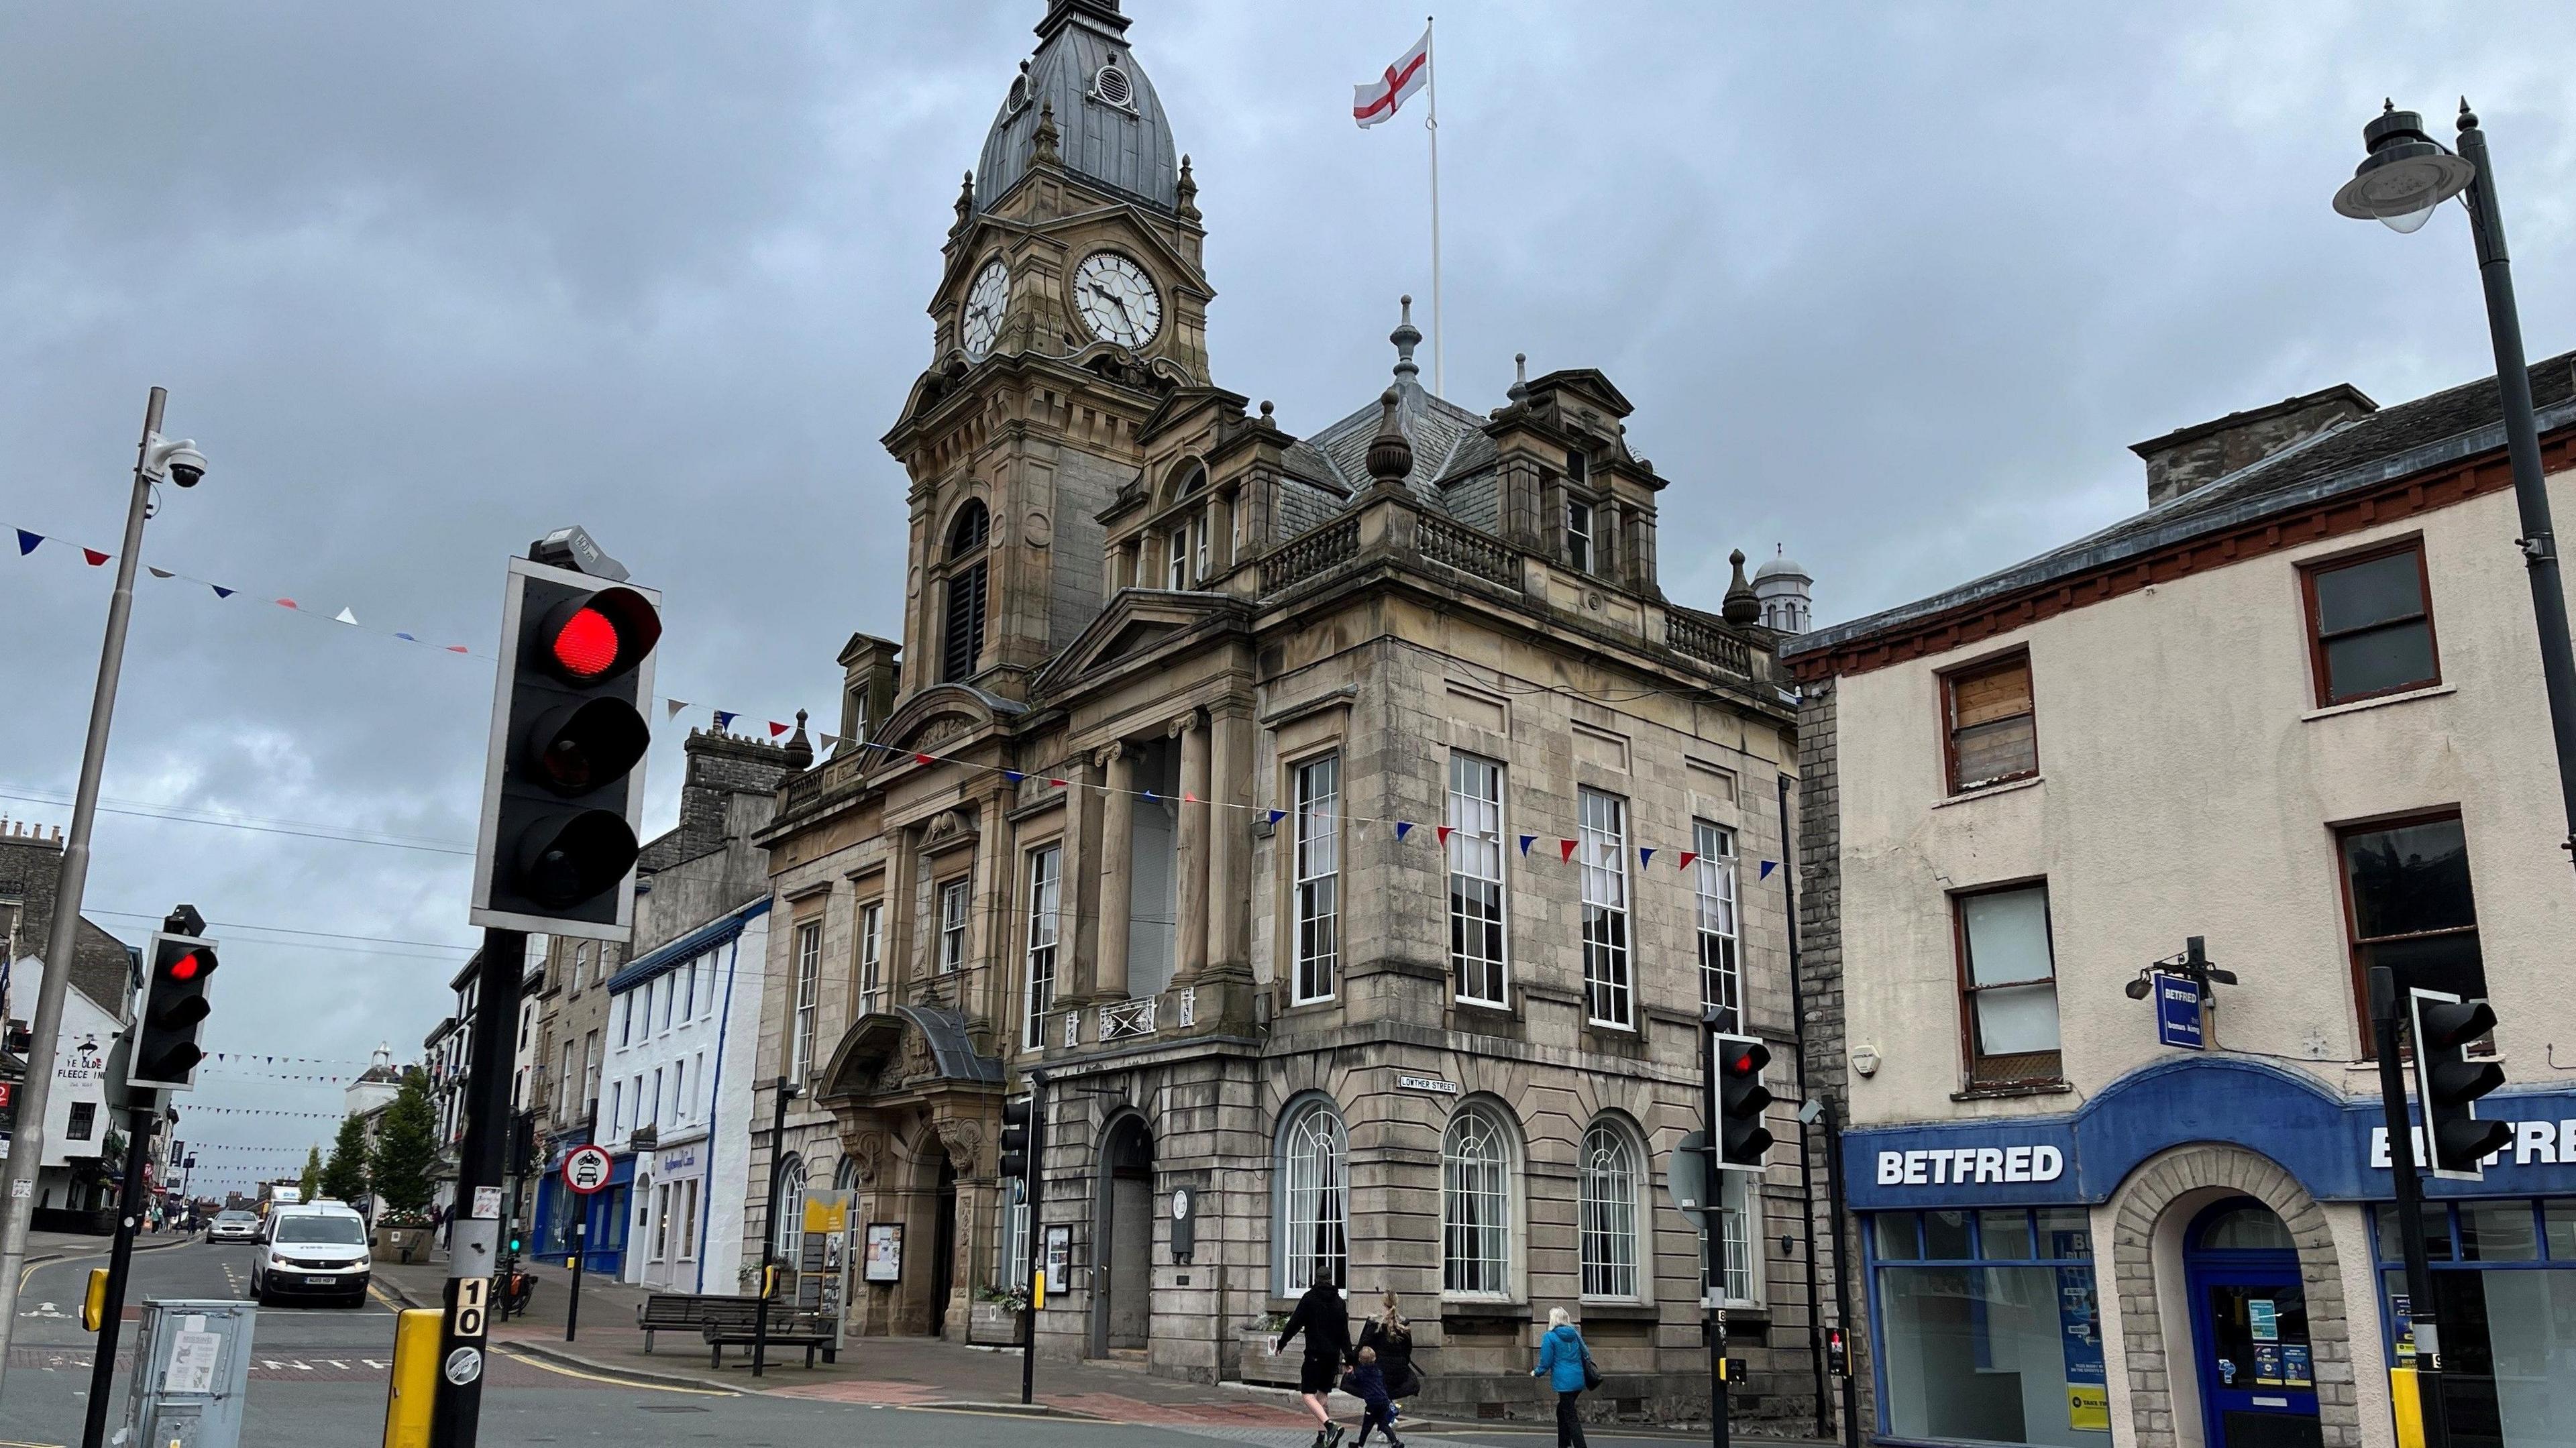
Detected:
left=881, top=0, right=1214, bottom=706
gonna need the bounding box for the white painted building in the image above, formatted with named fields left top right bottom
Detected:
left=598, top=895, right=767, bottom=1293
left=1, top=953, right=121, bottom=1212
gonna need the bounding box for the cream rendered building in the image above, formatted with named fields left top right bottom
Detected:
left=1789, top=361, right=2576, bottom=1448
left=743, top=0, right=1827, bottom=1427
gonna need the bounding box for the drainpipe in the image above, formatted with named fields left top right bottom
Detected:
left=1777, top=773, right=1831, bottom=1441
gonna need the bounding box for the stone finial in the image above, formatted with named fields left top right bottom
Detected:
left=1258, top=399, right=1277, bottom=428
left=953, top=170, right=975, bottom=230
left=1366, top=387, right=1413, bottom=488
left=1722, top=549, right=1760, bottom=624
left=783, top=710, right=815, bottom=771
left=1032, top=101, right=1061, bottom=166
left=1507, top=351, right=1529, bottom=403
left=1177, top=154, right=1201, bottom=221
left=1390, top=295, right=1422, bottom=386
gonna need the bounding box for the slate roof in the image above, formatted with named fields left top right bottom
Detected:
left=1787, top=350, right=2576, bottom=658
left=977, top=1, right=1179, bottom=217
left=1295, top=374, right=1489, bottom=503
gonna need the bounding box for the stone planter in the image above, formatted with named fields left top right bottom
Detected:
left=968, top=1299, right=1022, bottom=1346
left=375, top=1227, right=425, bottom=1264
left=1235, top=1325, right=1300, bottom=1388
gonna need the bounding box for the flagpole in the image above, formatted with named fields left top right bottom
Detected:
left=1425, top=13, right=1442, bottom=397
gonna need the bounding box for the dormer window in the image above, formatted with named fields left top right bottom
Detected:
left=1093, top=64, right=1134, bottom=109
left=1566, top=498, right=1595, bottom=575
left=1567, top=449, right=1589, bottom=486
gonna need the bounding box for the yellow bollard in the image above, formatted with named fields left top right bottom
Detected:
left=81, top=1268, right=109, bottom=1332
left=2390, top=1368, right=2426, bottom=1448
left=383, top=1308, right=443, bottom=1448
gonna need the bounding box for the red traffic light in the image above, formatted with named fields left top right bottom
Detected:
left=551, top=607, right=621, bottom=678
left=168, top=950, right=207, bottom=981
left=534, top=587, right=660, bottom=686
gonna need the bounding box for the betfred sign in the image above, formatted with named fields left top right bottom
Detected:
left=1876, top=1144, right=2065, bottom=1188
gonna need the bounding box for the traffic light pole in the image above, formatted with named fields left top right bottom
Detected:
left=2370, top=966, right=2451, bottom=1448
left=431, top=930, right=525, bottom=1448
left=753, top=1076, right=794, bottom=1378
left=79, top=1101, right=158, bottom=1448
left=1699, top=1025, right=1729, bottom=1448
left=1018, top=1096, right=1042, bottom=1408
left=0, top=387, right=168, bottom=1353
left=1814, top=1095, right=1862, bottom=1448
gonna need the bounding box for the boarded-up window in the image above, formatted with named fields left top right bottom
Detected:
left=1945, top=653, right=2037, bottom=793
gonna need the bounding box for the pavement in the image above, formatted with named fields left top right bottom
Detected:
left=0, top=1237, right=1833, bottom=1445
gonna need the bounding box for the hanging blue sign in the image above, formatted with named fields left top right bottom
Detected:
left=2153, top=972, right=2205, bottom=1050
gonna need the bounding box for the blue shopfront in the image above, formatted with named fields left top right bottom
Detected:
left=532, top=1139, right=632, bottom=1279
left=1845, top=1058, right=2576, bottom=1448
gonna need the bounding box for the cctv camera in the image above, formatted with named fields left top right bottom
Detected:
left=144, top=435, right=207, bottom=488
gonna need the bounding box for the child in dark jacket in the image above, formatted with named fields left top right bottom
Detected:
left=1350, top=1346, right=1405, bottom=1448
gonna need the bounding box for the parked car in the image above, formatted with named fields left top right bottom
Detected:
left=250, top=1202, right=371, bottom=1306
left=206, top=1210, right=260, bottom=1243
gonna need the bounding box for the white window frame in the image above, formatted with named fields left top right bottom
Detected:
left=648, top=1066, right=663, bottom=1128
left=1442, top=1103, right=1515, bottom=1298
left=1578, top=1119, right=1643, bottom=1302
left=1277, top=1097, right=1349, bottom=1294
left=678, top=1179, right=698, bottom=1261
left=1167, top=527, right=1189, bottom=589
left=1566, top=497, right=1594, bottom=574
left=1695, top=820, right=1741, bottom=1021
left=791, top=920, right=821, bottom=1079
left=1292, top=755, right=1341, bottom=1005
left=608, top=1080, right=624, bottom=1134
left=773, top=1155, right=806, bottom=1258
left=1023, top=845, right=1061, bottom=1050
left=1578, top=788, right=1633, bottom=1029
left=653, top=1182, right=672, bottom=1262
left=1447, top=753, right=1507, bottom=1007
left=939, top=877, right=972, bottom=974
left=617, top=992, right=633, bottom=1048
left=1191, top=511, right=1210, bottom=582
left=1703, top=1172, right=1762, bottom=1308
left=998, top=1174, right=1030, bottom=1290
left=857, top=901, right=884, bottom=1017
left=557, top=1039, right=576, bottom=1118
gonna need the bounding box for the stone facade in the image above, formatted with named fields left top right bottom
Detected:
left=744, top=1, right=1817, bottom=1427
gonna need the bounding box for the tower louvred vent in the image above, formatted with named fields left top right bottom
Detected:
left=1095, top=65, right=1132, bottom=107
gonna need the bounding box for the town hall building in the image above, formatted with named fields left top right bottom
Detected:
left=745, top=0, right=1823, bottom=1425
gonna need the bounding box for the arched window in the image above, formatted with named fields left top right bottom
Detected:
left=1277, top=1097, right=1348, bottom=1293
left=1442, top=1103, right=1513, bottom=1296
left=997, top=1176, right=1030, bottom=1290
left=1578, top=1119, right=1642, bottom=1300
left=771, top=1153, right=806, bottom=1258
left=943, top=501, right=990, bottom=682
left=833, top=1156, right=860, bottom=1192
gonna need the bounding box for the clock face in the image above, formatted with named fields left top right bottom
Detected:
left=1073, top=252, right=1162, bottom=348
left=962, top=259, right=1008, bottom=359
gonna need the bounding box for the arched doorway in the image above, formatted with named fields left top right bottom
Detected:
left=1093, top=1114, right=1155, bottom=1354
left=2183, top=1199, right=2320, bottom=1447
left=930, top=1154, right=958, bottom=1338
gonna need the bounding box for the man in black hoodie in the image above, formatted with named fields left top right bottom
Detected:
left=1277, top=1275, right=1352, bottom=1447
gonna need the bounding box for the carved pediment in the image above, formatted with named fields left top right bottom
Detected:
left=1032, top=589, right=1249, bottom=695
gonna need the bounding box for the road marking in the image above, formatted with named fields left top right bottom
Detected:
left=493, top=1347, right=733, bottom=1396
left=19, top=1302, right=65, bottom=1319
left=363, top=1359, right=390, bottom=1370
left=323, top=1359, right=350, bottom=1370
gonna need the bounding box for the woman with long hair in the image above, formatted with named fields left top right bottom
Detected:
left=1354, top=1290, right=1419, bottom=1410
left=1534, top=1306, right=1593, bottom=1447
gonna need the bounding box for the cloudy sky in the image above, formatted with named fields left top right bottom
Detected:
left=4, top=1, right=2572, bottom=1192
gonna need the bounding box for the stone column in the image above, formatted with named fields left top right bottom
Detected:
left=1095, top=742, right=1134, bottom=1000
left=1214, top=487, right=1238, bottom=573
left=1061, top=753, right=1103, bottom=1006
left=970, top=785, right=1011, bottom=1028
left=884, top=823, right=920, bottom=999
left=1175, top=712, right=1210, bottom=984
left=1205, top=702, right=1252, bottom=981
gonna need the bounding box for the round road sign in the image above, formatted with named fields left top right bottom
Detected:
left=561, top=1144, right=614, bottom=1195
left=443, top=1346, right=482, bottom=1385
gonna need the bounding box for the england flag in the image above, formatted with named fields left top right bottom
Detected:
left=1352, top=27, right=1430, bottom=128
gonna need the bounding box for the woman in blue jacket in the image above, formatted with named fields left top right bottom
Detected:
left=1532, top=1306, right=1591, bottom=1447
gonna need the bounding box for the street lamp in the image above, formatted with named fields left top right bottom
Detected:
left=2332, top=100, right=2576, bottom=882
left=2332, top=100, right=2576, bottom=1448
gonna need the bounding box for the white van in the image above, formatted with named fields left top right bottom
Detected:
left=252, top=1201, right=372, bottom=1307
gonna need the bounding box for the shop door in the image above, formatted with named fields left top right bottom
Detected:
left=2187, top=1236, right=2322, bottom=1448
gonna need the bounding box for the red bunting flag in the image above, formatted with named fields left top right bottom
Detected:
left=1558, top=838, right=1579, bottom=862
left=81, top=548, right=109, bottom=567
left=1183, top=791, right=1198, bottom=803
left=276, top=598, right=299, bottom=609
left=1677, top=850, right=1700, bottom=871
left=914, top=753, right=936, bottom=766
left=769, top=720, right=790, bottom=738
left=1435, top=826, right=1453, bottom=847
left=1050, top=779, right=1068, bottom=789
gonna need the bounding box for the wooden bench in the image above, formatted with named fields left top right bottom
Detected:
left=635, top=1293, right=734, bottom=1354
left=695, top=1298, right=835, bottom=1369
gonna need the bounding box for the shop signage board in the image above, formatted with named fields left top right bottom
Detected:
left=1843, top=1057, right=2576, bottom=1211
left=2152, top=972, right=2204, bottom=1050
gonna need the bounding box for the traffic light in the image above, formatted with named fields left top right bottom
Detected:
left=131, top=930, right=219, bottom=1091
left=2410, top=987, right=2511, bottom=1180
left=1715, top=1033, right=1774, bottom=1170
left=999, top=1096, right=1035, bottom=1180
left=470, top=549, right=662, bottom=940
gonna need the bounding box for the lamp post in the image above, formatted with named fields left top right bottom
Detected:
left=752, top=1076, right=799, bottom=1378
left=2334, top=101, right=2576, bottom=881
